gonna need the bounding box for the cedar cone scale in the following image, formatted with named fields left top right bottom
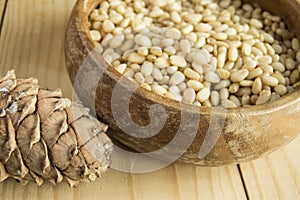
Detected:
left=0, top=70, right=113, bottom=187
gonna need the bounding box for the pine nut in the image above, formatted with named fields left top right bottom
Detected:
left=205, top=72, right=220, bottom=83
left=229, top=83, right=240, bottom=93
left=193, top=49, right=211, bottom=65
left=229, top=95, right=241, bottom=107
left=169, top=71, right=185, bottom=85
left=211, top=91, right=220, bottom=106
left=242, top=43, right=252, bottom=55
left=216, top=69, right=230, bottom=80
left=272, top=62, right=285, bottom=72
left=89, top=0, right=300, bottom=107
left=110, top=34, right=125, bottom=48
left=183, top=88, right=196, bottom=103
left=247, top=67, right=263, bottom=79
left=102, top=20, right=115, bottom=33
left=230, top=69, right=249, bottom=82
left=141, top=62, right=154, bottom=76
left=290, top=69, right=300, bottom=84
left=152, top=84, right=167, bottom=96
left=228, top=47, right=239, bottom=62
left=128, top=53, right=146, bottom=64
left=184, top=68, right=200, bottom=80
left=221, top=99, right=237, bottom=108
left=261, top=75, right=279, bottom=86
left=115, top=64, right=127, bottom=74
left=286, top=58, right=296, bottom=70
left=256, top=90, right=271, bottom=105
left=90, top=30, right=101, bottom=41
left=214, top=80, right=231, bottom=90
left=252, top=77, right=262, bottom=94
left=196, top=87, right=211, bottom=102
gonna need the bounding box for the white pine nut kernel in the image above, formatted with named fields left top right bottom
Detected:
left=213, top=32, right=228, bottom=40
left=256, top=90, right=271, bottom=105
left=205, top=71, right=220, bottom=83
left=229, top=83, right=240, bottom=93
left=272, top=62, right=285, bottom=72
left=152, top=84, right=167, bottom=96
left=180, top=39, right=191, bottom=53
left=290, top=69, right=300, bottom=84
left=211, top=91, right=220, bottom=106
left=187, top=80, right=204, bottom=91
left=274, top=85, right=288, bottom=96
left=292, top=38, right=300, bottom=50
left=155, top=57, right=170, bottom=68
left=184, top=13, right=202, bottom=24
left=242, top=42, right=252, bottom=55
left=230, top=69, right=249, bottom=82
left=261, top=75, right=279, bottom=86
left=141, top=62, right=154, bottom=76
left=272, top=72, right=286, bottom=85
left=196, top=87, right=211, bottom=102
left=110, top=34, right=125, bottom=48
left=217, top=69, right=230, bottom=80
left=115, top=64, right=127, bottom=74
left=243, top=60, right=257, bottom=70
left=150, top=46, right=163, bottom=56
left=184, top=68, right=201, bottom=80
left=193, top=49, right=211, bottom=65
left=135, top=35, right=152, bottom=47
left=230, top=95, right=241, bottom=107
left=221, top=99, right=237, bottom=108
left=169, top=71, right=185, bottom=85
left=228, top=47, right=239, bottom=62
left=102, top=20, right=115, bottom=33
left=152, top=67, right=163, bottom=81
left=170, top=55, right=187, bottom=68
left=128, top=53, right=146, bottom=64
left=214, top=80, right=231, bottom=90
left=252, top=77, right=262, bottom=95
left=183, top=88, right=196, bottom=103
left=90, top=30, right=101, bottom=41
left=134, top=72, right=145, bottom=84
left=286, top=58, right=296, bottom=70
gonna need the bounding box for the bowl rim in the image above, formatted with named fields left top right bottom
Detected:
left=71, top=0, right=300, bottom=116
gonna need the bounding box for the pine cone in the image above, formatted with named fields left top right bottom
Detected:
left=0, top=70, right=113, bottom=187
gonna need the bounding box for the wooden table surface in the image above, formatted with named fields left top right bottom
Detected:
left=0, top=0, right=300, bottom=199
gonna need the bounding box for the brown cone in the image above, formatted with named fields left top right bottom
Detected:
left=0, top=70, right=113, bottom=187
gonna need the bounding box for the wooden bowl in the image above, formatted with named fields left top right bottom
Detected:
left=65, top=0, right=300, bottom=165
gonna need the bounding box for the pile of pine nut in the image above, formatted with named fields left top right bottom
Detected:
left=88, top=0, right=300, bottom=108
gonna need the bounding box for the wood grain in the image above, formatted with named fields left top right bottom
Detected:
left=0, top=0, right=6, bottom=18
left=240, top=137, right=300, bottom=200
left=0, top=0, right=247, bottom=200
left=0, top=0, right=74, bottom=98
left=1, top=0, right=300, bottom=199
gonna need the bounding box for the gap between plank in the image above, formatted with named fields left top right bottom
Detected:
left=0, top=0, right=8, bottom=36
left=237, top=164, right=250, bottom=200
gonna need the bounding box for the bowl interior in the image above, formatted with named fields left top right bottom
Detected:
left=78, top=0, right=300, bottom=115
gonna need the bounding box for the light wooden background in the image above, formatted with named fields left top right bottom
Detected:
left=0, top=0, right=300, bottom=199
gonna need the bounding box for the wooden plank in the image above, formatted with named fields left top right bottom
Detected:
left=174, top=163, right=247, bottom=200
left=240, top=136, right=300, bottom=200
left=0, top=0, right=247, bottom=199
left=0, top=0, right=75, bottom=98
left=0, top=0, right=6, bottom=16
left=0, top=0, right=6, bottom=22
left=0, top=163, right=247, bottom=200
left=127, top=164, right=247, bottom=200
